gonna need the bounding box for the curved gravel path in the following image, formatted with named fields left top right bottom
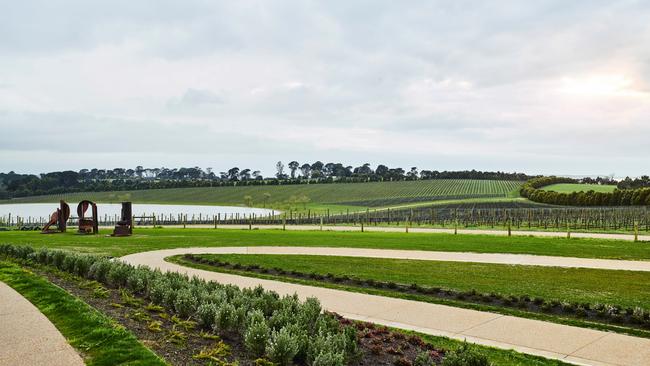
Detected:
left=122, top=247, right=650, bottom=366
left=168, top=246, right=650, bottom=271
left=0, top=281, right=85, bottom=366
left=138, top=223, right=650, bottom=241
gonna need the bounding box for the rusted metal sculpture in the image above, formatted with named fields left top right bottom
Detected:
left=41, top=200, right=70, bottom=234
left=77, top=200, right=99, bottom=234
left=111, top=202, right=133, bottom=237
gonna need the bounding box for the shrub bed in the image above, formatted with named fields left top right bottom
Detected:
left=0, top=244, right=492, bottom=366
left=181, top=254, right=650, bottom=331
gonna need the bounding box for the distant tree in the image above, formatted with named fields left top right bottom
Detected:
left=375, top=165, right=389, bottom=180
left=275, top=161, right=286, bottom=179
left=288, top=161, right=300, bottom=179
left=407, top=167, right=419, bottom=180
left=252, top=170, right=263, bottom=180
left=300, top=164, right=311, bottom=179
left=311, top=161, right=324, bottom=178
left=227, top=167, right=240, bottom=181
left=239, top=169, right=251, bottom=181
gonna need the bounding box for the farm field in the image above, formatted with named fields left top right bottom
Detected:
left=542, top=183, right=617, bottom=193
left=2, top=227, right=650, bottom=259
left=0, top=179, right=523, bottom=212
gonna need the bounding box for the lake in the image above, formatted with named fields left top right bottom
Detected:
left=0, top=203, right=277, bottom=222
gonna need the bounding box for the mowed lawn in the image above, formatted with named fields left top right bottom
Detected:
left=542, top=183, right=617, bottom=193
left=2, top=227, right=650, bottom=259
left=189, top=254, right=650, bottom=309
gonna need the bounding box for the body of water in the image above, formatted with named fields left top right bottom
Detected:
left=0, top=203, right=277, bottom=222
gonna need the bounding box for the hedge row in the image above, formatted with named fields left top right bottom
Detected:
left=520, top=177, right=650, bottom=206
left=0, top=244, right=359, bottom=366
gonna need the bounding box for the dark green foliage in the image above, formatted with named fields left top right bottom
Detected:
left=442, top=343, right=491, bottom=366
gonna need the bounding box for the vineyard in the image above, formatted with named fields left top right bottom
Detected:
left=1, top=179, right=523, bottom=210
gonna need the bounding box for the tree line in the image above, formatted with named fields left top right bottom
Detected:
left=521, top=176, right=650, bottom=206
left=0, top=163, right=533, bottom=199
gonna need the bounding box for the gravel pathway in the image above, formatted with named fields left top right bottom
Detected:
left=0, top=281, right=84, bottom=366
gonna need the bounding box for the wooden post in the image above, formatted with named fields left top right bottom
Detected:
left=361, top=221, right=364, bottom=232
left=566, top=220, right=571, bottom=239
left=507, top=219, right=511, bottom=237
left=282, top=215, right=286, bottom=231
left=183, top=214, right=186, bottom=229
left=214, top=215, right=217, bottom=229
left=634, top=221, right=639, bottom=242
left=320, top=216, right=323, bottom=231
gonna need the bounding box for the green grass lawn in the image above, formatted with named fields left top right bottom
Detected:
left=0, top=179, right=522, bottom=212
left=188, top=254, right=650, bottom=309
left=1, top=227, right=650, bottom=259
left=542, top=183, right=617, bottom=193
left=0, top=261, right=165, bottom=366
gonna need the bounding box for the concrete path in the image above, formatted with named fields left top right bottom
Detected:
left=0, top=282, right=84, bottom=366
left=134, top=223, right=650, bottom=242
left=122, top=247, right=650, bottom=366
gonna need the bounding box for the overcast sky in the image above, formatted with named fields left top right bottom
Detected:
left=1, top=1, right=649, bottom=177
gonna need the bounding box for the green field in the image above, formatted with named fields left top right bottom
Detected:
left=187, top=254, right=649, bottom=309
left=542, top=183, right=617, bottom=193
left=1, top=179, right=523, bottom=211
left=2, top=228, right=649, bottom=259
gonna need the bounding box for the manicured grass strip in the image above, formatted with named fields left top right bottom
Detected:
left=0, top=261, right=166, bottom=366
left=402, top=330, right=568, bottom=366
left=185, top=254, right=650, bottom=309
left=1, top=228, right=650, bottom=260
left=170, top=256, right=650, bottom=339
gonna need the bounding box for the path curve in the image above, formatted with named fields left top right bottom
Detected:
left=159, top=246, right=650, bottom=271
left=122, top=247, right=650, bottom=366
left=0, top=281, right=85, bottom=366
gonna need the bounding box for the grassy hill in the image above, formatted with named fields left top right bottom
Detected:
left=0, top=179, right=523, bottom=211
left=543, top=183, right=617, bottom=194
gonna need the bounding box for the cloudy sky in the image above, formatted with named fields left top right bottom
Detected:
left=1, top=1, right=649, bottom=177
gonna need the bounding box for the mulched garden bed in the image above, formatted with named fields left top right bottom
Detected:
left=29, top=262, right=446, bottom=366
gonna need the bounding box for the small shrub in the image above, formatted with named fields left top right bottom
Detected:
left=414, top=351, right=435, bottom=366
left=266, top=327, right=299, bottom=366
left=214, top=303, right=239, bottom=334
left=312, top=350, right=345, bottom=366
left=88, top=258, right=112, bottom=282
left=196, top=303, right=219, bottom=329
left=106, top=263, right=132, bottom=288
left=245, top=317, right=270, bottom=358
left=442, top=343, right=490, bottom=366
left=174, top=288, right=199, bottom=318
